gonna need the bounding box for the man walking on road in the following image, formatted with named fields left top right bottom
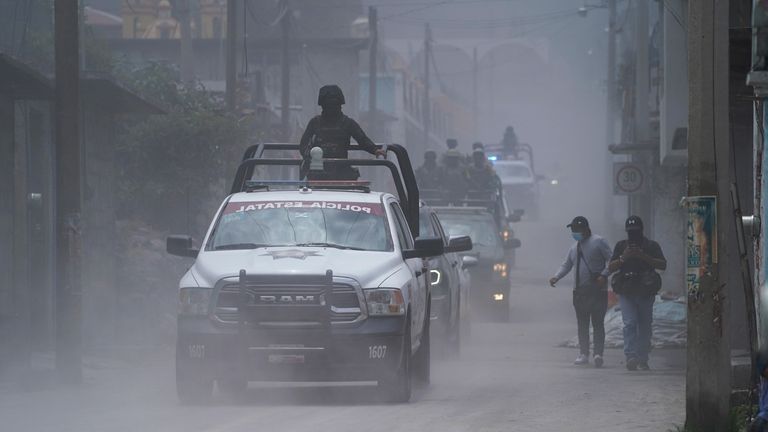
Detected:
left=549, top=216, right=613, bottom=367
left=607, top=216, right=667, bottom=371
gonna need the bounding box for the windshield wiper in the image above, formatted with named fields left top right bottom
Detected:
left=214, top=243, right=265, bottom=250
left=295, top=242, right=365, bottom=251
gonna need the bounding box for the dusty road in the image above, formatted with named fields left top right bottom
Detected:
left=0, top=221, right=685, bottom=432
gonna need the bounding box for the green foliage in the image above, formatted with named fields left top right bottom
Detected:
left=668, top=405, right=757, bottom=432
left=116, top=62, right=246, bottom=233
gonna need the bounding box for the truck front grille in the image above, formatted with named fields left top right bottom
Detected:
left=213, top=282, right=363, bottom=325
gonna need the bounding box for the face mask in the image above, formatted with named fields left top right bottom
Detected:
left=571, top=232, right=583, bottom=242
left=628, top=231, right=643, bottom=244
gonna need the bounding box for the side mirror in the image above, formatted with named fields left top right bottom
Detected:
left=446, top=235, right=473, bottom=253
left=507, top=209, right=524, bottom=223
left=504, top=238, right=522, bottom=250
left=403, top=236, right=444, bottom=259
left=167, top=235, right=199, bottom=258
left=462, top=255, right=479, bottom=269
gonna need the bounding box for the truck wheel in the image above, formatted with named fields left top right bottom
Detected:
left=380, top=320, right=412, bottom=403
left=447, top=310, right=461, bottom=358
left=218, top=378, right=247, bottom=400
left=176, top=363, right=213, bottom=405
left=413, top=306, right=431, bottom=385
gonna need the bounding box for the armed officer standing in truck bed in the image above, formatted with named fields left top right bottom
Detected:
left=300, top=85, right=385, bottom=179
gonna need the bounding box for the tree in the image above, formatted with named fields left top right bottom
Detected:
left=116, top=62, right=247, bottom=234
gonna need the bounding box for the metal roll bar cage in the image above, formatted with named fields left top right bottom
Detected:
left=230, top=143, right=420, bottom=238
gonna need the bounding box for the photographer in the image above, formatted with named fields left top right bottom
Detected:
left=607, top=216, right=667, bottom=371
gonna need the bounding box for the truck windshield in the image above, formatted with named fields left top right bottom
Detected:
left=437, top=213, right=501, bottom=249
left=494, top=163, right=532, bottom=179
left=209, top=200, right=392, bottom=252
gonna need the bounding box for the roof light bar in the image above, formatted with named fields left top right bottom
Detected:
left=244, top=180, right=371, bottom=191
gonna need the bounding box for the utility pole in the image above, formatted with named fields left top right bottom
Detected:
left=473, top=46, right=478, bottom=138
left=281, top=2, right=292, bottom=141
left=225, top=0, right=237, bottom=111
left=54, top=0, right=82, bottom=384
left=368, top=6, right=378, bottom=140
left=177, top=0, right=194, bottom=83
left=604, top=0, right=616, bottom=232
left=423, top=23, right=431, bottom=150
left=686, top=0, right=731, bottom=429
left=630, top=0, right=651, bottom=228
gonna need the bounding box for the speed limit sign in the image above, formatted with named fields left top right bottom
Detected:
left=613, top=162, right=647, bottom=195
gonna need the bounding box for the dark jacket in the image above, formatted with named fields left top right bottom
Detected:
left=299, top=113, right=378, bottom=159
left=610, top=237, right=666, bottom=295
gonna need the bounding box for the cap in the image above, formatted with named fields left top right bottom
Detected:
left=567, top=216, right=589, bottom=230
left=625, top=215, right=643, bottom=231
left=446, top=138, right=458, bottom=149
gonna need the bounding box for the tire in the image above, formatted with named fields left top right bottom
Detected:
left=447, top=304, right=461, bottom=358
left=380, top=318, right=412, bottom=403
left=176, top=360, right=213, bottom=405
left=413, top=304, right=431, bottom=385
left=217, top=378, right=247, bottom=400
left=446, top=296, right=463, bottom=358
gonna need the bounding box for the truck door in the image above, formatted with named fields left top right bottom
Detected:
left=388, top=202, right=427, bottom=348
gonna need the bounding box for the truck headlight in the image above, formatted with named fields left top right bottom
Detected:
left=179, top=288, right=212, bottom=316
left=430, top=269, right=441, bottom=286
left=493, top=262, right=508, bottom=278
left=365, top=288, right=405, bottom=316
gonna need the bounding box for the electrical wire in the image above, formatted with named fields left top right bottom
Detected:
left=430, top=15, right=578, bottom=77
left=379, top=1, right=456, bottom=21
left=660, top=0, right=686, bottom=31
left=245, top=0, right=288, bottom=27
left=388, top=9, right=579, bottom=29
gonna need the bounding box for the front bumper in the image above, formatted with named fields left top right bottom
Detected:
left=177, top=316, right=407, bottom=382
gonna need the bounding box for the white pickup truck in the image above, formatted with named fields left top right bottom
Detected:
left=169, top=144, right=450, bottom=404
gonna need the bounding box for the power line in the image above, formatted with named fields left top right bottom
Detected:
left=388, top=9, right=580, bottom=29
left=434, top=15, right=578, bottom=76
left=380, top=0, right=455, bottom=21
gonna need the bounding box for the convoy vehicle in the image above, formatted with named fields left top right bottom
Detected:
left=168, top=143, right=444, bottom=403
left=419, top=204, right=475, bottom=355
left=433, top=206, right=515, bottom=321
left=492, top=159, right=540, bottom=219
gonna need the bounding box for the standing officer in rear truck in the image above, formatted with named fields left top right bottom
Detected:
left=300, top=85, right=385, bottom=179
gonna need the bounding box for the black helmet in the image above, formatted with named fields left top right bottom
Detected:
left=446, top=138, right=458, bottom=149
left=472, top=142, right=484, bottom=151
left=318, top=85, right=345, bottom=106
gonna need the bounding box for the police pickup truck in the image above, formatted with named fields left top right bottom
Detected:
left=168, top=143, right=449, bottom=403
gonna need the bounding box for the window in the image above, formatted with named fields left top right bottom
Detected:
left=431, top=214, right=449, bottom=247
left=389, top=202, right=414, bottom=250
left=209, top=201, right=392, bottom=252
